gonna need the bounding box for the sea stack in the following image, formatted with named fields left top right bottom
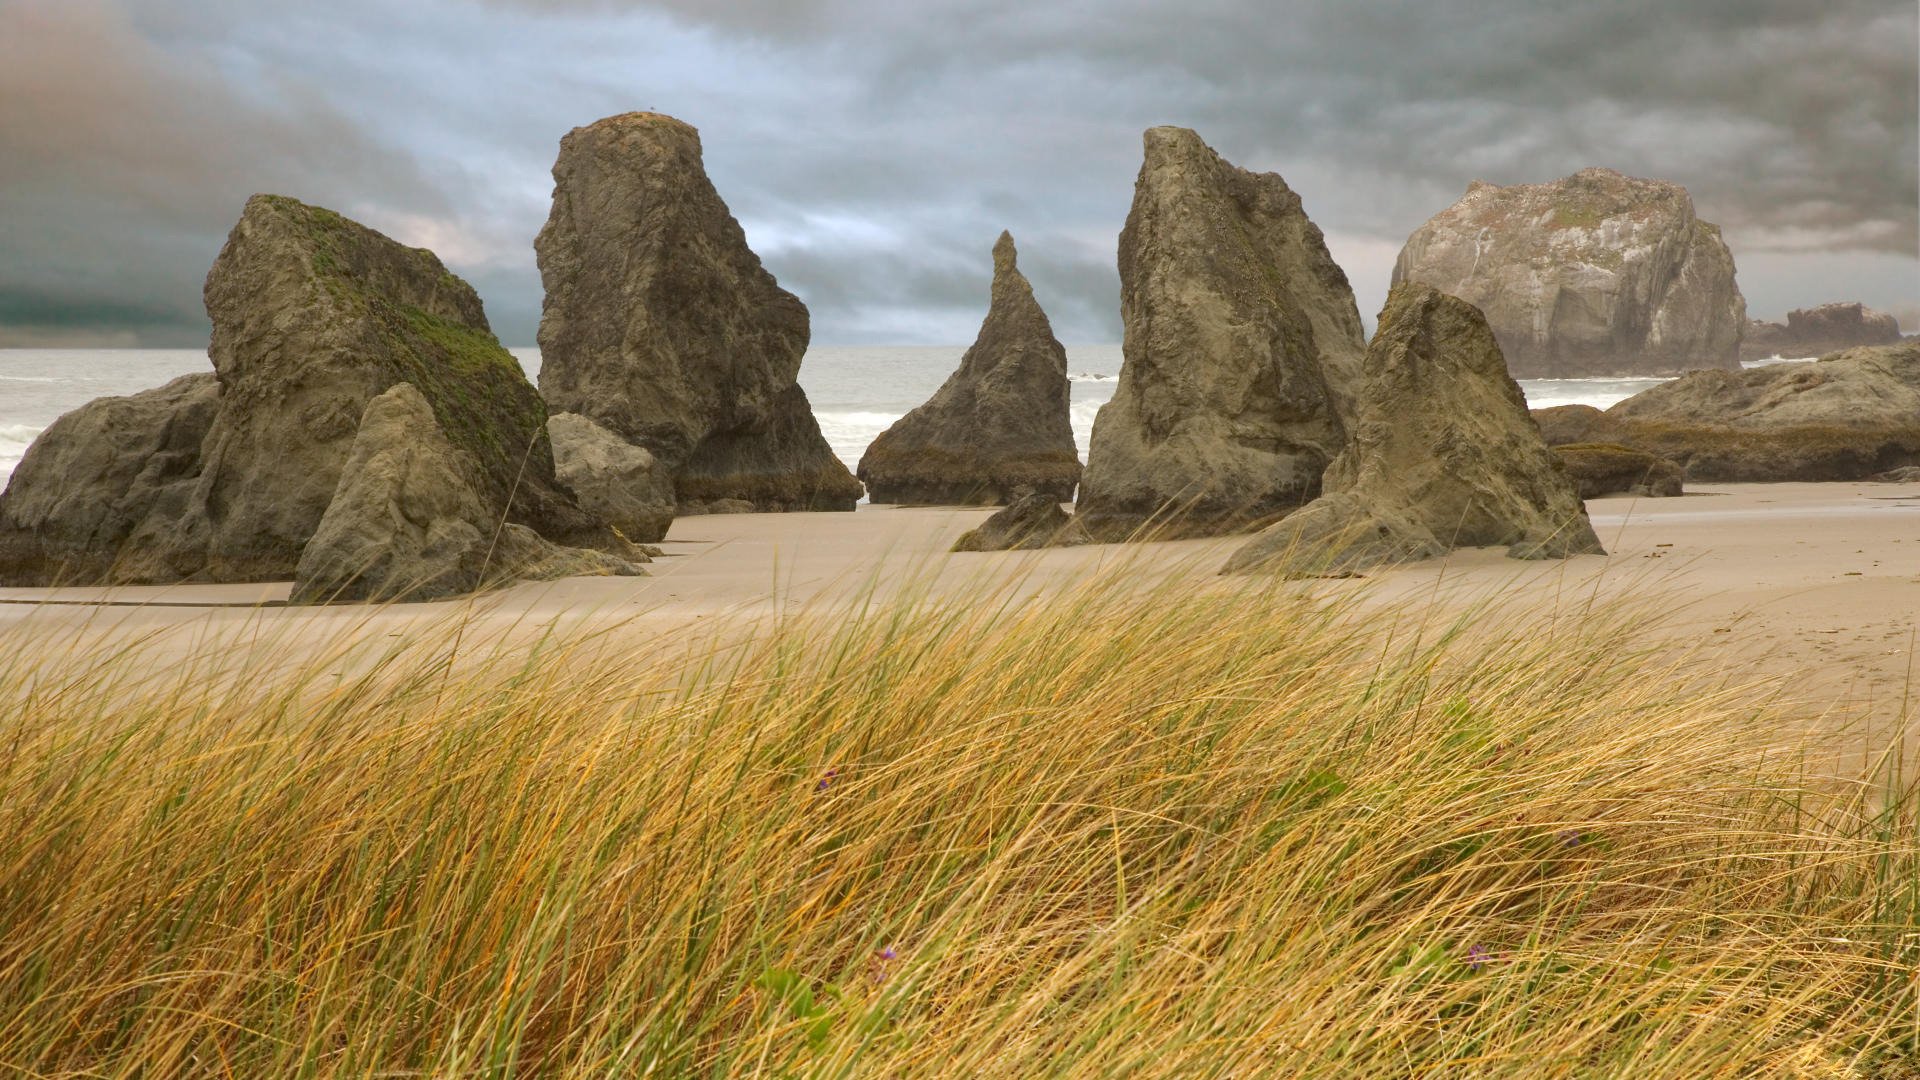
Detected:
left=0, top=195, right=613, bottom=589
left=534, top=112, right=862, bottom=514
left=858, top=232, right=1080, bottom=505
left=1224, top=283, right=1604, bottom=576
left=1075, top=126, right=1367, bottom=541
left=1741, top=302, right=1903, bottom=361
left=1393, top=168, right=1745, bottom=378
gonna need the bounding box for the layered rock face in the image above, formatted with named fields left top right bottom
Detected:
left=1393, top=168, right=1746, bottom=378
left=1224, top=284, right=1603, bottom=575
left=1741, top=302, right=1902, bottom=361
left=1531, top=343, right=1920, bottom=481
left=1076, top=126, right=1367, bottom=541
left=858, top=233, right=1081, bottom=505
left=0, top=373, right=220, bottom=584
left=535, top=112, right=861, bottom=513
left=548, top=412, right=675, bottom=543
left=951, top=493, right=1090, bottom=552
left=0, top=195, right=623, bottom=592
left=295, top=385, right=639, bottom=603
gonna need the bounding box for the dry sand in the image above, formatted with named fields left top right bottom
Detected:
left=3, top=481, right=1917, bottom=741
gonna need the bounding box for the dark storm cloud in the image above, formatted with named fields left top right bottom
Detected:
left=0, top=0, right=457, bottom=346
left=2, top=0, right=1913, bottom=346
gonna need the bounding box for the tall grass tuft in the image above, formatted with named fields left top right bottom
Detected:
left=0, top=574, right=1916, bottom=1077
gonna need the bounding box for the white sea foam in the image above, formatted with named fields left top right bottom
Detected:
left=0, top=423, right=44, bottom=485
left=1069, top=372, right=1117, bottom=383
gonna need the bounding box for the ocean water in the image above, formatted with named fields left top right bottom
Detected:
left=1, top=345, right=1769, bottom=488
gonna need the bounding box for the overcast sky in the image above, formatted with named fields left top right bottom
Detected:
left=2, top=0, right=1914, bottom=348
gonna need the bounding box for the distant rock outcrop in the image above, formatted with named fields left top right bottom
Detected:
left=1553, top=444, right=1684, bottom=498
left=548, top=412, right=675, bottom=543
left=858, top=232, right=1080, bottom=505
left=0, top=195, right=626, bottom=593
left=1224, top=284, right=1603, bottom=575
left=294, top=385, right=640, bottom=602
left=1076, top=126, right=1366, bottom=541
left=1393, top=168, right=1745, bottom=378
left=535, top=112, right=861, bottom=514
left=1530, top=343, right=1920, bottom=481
left=951, top=493, right=1090, bottom=552
left=1740, top=303, right=1902, bottom=361
left=0, top=373, right=220, bottom=585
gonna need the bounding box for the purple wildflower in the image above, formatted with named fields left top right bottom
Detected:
left=1556, top=829, right=1583, bottom=847
left=1465, top=944, right=1492, bottom=971
left=869, top=945, right=900, bottom=984
left=816, top=768, right=839, bottom=792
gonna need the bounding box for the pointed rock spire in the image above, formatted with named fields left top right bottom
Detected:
left=857, top=231, right=1081, bottom=505
left=1075, top=126, right=1367, bottom=541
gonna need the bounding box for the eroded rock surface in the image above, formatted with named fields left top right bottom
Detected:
left=549, top=412, right=674, bottom=543
left=294, top=384, right=640, bottom=603
left=1076, top=126, right=1366, bottom=541
left=1225, top=284, right=1603, bottom=575
left=1393, top=168, right=1745, bottom=378
left=859, top=232, right=1080, bottom=505
left=1531, top=344, right=1920, bottom=481
left=535, top=112, right=861, bottom=513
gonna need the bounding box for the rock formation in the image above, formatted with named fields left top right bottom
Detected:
left=951, top=493, right=1090, bottom=552
left=858, top=232, right=1081, bottom=505
left=0, top=373, right=220, bottom=585
left=1393, top=168, right=1746, bottom=378
left=1740, top=302, right=1902, bottom=361
left=294, top=385, right=639, bottom=603
left=1075, top=126, right=1367, bottom=541
left=1553, top=444, right=1684, bottom=498
left=535, top=112, right=861, bottom=514
left=0, top=195, right=628, bottom=593
left=1224, top=284, right=1604, bottom=575
left=548, top=412, right=675, bottom=543
left=1529, top=343, right=1920, bottom=482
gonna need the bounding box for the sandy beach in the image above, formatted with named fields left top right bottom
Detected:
left=4, top=480, right=1916, bottom=739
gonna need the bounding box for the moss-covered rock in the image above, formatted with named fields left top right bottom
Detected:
left=0, top=195, right=628, bottom=590
left=1531, top=345, right=1920, bottom=482
left=1553, top=444, right=1684, bottom=498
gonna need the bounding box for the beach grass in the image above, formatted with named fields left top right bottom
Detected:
left=0, top=573, right=1916, bottom=1077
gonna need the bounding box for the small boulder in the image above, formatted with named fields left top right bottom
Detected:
left=1076, top=126, right=1366, bottom=541
left=549, top=412, right=675, bottom=543
left=535, top=112, right=861, bottom=513
left=1394, top=167, right=1745, bottom=377
left=1553, top=444, right=1684, bottom=498
left=1225, top=284, right=1604, bottom=575
left=293, top=384, right=640, bottom=603
left=859, top=232, right=1080, bottom=505
left=952, top=493, right=1090, bottom=552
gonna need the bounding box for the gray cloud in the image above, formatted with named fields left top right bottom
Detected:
left=2, top=0, right=1913, bottom=347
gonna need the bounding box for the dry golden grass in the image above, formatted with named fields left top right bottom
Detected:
left=0, top=570, right=1916, bottom=1077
